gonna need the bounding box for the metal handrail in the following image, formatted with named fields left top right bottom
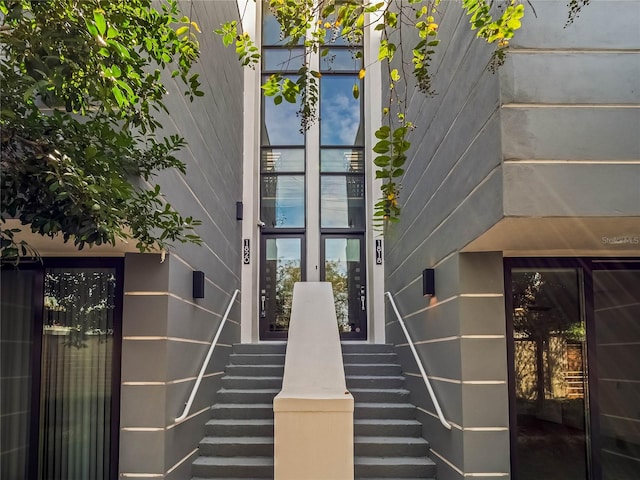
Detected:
left=385, top=291, right=452, bottom=430
left=175, top=289, right=240, bottom=422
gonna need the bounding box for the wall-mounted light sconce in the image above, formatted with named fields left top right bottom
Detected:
left=422, top=268, right=435, bottom=297
left=236, top=201, right=243, bottom=221
left=193, top=271, right=205, bottom=299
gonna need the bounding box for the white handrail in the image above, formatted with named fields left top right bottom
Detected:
left=385, top=291, right=452, bottom=430
left=175, top=289, right=240, bottom=422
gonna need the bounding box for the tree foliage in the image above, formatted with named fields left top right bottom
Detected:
left=0, top=0, right=204, bottom=264
left=217, top=0, right=584, bottom=227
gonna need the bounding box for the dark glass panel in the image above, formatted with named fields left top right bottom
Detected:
left=263, top=238, right=302, bottom=332
left=324, top=237, right=362, bottom=333
left=511, top=268, right=588, bottom=480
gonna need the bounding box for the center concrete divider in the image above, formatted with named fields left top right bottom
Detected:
left=273, top=282, right=355, bottom=480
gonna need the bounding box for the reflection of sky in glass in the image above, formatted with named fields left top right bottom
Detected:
left=263, top=77, right=304, bottom=146
left=320, top=48, right=362, bottom=72
left=321, top=149, right=363, bottom=173
left=267, top=238, right=301, bottom=262
left=321, top=76, right=361, bottom=146
left=325, top=238, right=361, bottom=275
left=321, top=177, right=365, bottom=228
left=263, top=48, right=305, bottom=72
left=262, top=176, right=305, bottom=228
left=261, top=149, right=305, bottom=172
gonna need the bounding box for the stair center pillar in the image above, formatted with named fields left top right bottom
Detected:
left=273, top=282, right=355, bottom=480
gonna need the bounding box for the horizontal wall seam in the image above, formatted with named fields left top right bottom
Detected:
left=502, top=103, right=640, bottom=109
left=465, top=473, right=509, bottom=477
left=464, top=427, right=509, bottom=432
left=504, top=159, right=640, bottom=165
left=403, top=295, right=458, bottom=319
left=406, top=373, right=506, bottom=385
left=430, top=448, right=464, bottom=476
left=397, top=335, right=504, bottom=346
left=171, top=254, right=237, bottom=297
left=600, top=378, right=640, bottom=384
left=459, top=293, right=503, bottom=298
left=508, top=48, right=640, bottom=54
left=601, top=413, right=640, bottom=424
left=602, top=449, right=640, bottom=463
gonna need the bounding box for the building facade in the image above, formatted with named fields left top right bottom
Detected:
left=1, top=1, right=638, bottom=479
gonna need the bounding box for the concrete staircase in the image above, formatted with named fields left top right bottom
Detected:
left=343, top=344, right=437, bottom=480
left=192, top=343, right=436, bottom=479
left=192, top=343, right=284, bottom=479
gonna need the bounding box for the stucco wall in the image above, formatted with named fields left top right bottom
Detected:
left=119, top=1, right=243, bottom=479
left=384, top=1, right=638, bottom=479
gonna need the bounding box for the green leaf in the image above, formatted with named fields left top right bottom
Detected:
left=94, top=10, right=106, bottom=36
left=352, top=83, right=359, bottom=99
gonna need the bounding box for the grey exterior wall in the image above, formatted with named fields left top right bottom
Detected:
left=384, top=1, right=639, bottom=479
left=118, top=1, right=243, bottom=479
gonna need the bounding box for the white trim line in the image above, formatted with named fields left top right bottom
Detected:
left=459, top=293, right=503, bottom=298
left=166, top=448, right=199, bottom=475
left=120, top=474, right=163, bottom=478
left=505, top=159, right=640, bottom=165
left=122, top=372, right=224, bottom=387
left=416, top=407, right=463, bottom=431
left=502, top=103, right=640, bottom=109
left=430, top=449, right=464, bottom=476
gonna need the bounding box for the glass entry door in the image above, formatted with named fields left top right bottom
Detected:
left=321, top=235, right=367, bottom=339
left=259, top=235, right=305, bottom=339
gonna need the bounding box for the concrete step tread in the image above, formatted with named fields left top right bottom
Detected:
left=217, top=388, right=280, bottom=394
left=355, top=419, right=421, bottom=425
left=193, top=456, right=274, bottom=466
left=355, top=456, right=436, bottom=466
left=201, top=436, right=274, bottom=445
left=354, top=436, right=428, bottom=444
left=345, top=363, right=401, bottom=367
left=349, top=388, right=410, bottom=393
left=347, top=375, right=405, bottom=380
left=207, top=419, right=274, bottom=426
left=355, top=402, right=415, bottom=408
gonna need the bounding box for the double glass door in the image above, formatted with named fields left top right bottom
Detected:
left=259, top=234, right=367, bottom=340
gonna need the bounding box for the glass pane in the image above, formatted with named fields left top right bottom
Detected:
left=321, top=148, right=364, bottom=173
left=320, top=76, right=363, bottom=146
left=320, top=176, right=365, bottom=229
left=261, top=148, right=305, bottom=172
left=262, top=3, right=304, bottom=46
left=320, top=48, right=363, bottom=72
left=263, top=47, right=305, bottom=71
left=324, top=238, right=363, bottom=333
left=511, top=268, right=588, bottom=480
left=593, top=269, right=640, bottom=480
left=39, top=268, right=116, bottom=480
left=0, top=269, right=35, bottom=480
left=261, top=175, right=305, bottom=228
left=263, top=76, right=304, bottom=146
left=264, top=238, right=301, bottom=332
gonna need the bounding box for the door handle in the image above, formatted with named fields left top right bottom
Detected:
left=260, top=293, right=266, bottom=317
left=360, top=293, right=366, bottom=311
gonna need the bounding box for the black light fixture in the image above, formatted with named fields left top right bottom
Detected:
left=193, top=271, right=205, bottom=299
left=236, top=201, right=243, bottom=221
left=422, top=268, right=435, bottom=297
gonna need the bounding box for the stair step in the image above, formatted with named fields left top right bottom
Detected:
left=205, top=419, right=274, bottom=437
left=349, top=388, right=410, bottom=402
left=354, top=456, right=437, bottom=478
left=341, top=343, right=396, bottom=353
left=226, top=364, right=285, bottom=376
left=343, top=352, right=398, bottom=364
left=192, top=456, right=273, bottom=478
left=354, top=402, right=416, bottom=419
left=199, top=436, right=273, bottom=457
left=346, top=375, right=406, bottom=388
left=221, top=376, right=283, bottom=389
left=354, top=436, right=429, bottom=456
left=345, top=363, right=402, bottom=375
left=216, top=388, right=280, bottom=403
left=210, top=403, right=273, bottom=420
left=229, top=353, right=285, bottom=365
left=232, top=343, right=287, bottom=354
left=354, top=419, right=422, bottom=437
